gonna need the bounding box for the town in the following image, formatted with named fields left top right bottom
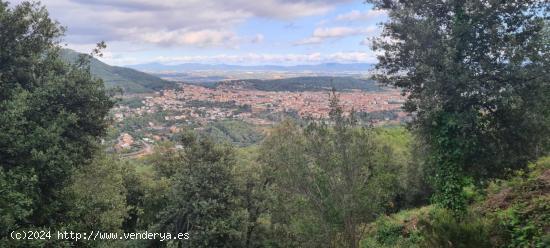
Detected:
left=110, top=82, right=409, bottom=153
left=114, top=84, right=408, bottom=124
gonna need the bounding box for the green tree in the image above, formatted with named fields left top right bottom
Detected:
left=368, top=0, right=550, bottom=212
left=0, top=0, right=115, bottom=241
left=373, top=127, right=433, bottom=209
left=153, top=132, right=242, bottom=247
left=231, top=146, right=274, bottom=248
left=259, top=93, right=399, bottom=248
left=119, top=159, right=171, bottom=234
left=66, top=154, right=128, bottom=248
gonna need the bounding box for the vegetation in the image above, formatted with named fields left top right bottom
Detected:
left=118, top=97, right=145, bottom=109
left=1, top=1, right=549, bottom=248
left=60, top=49, right=178, bottom=94
left=151, top=132, right=242, bottom=247
left=216, top=76, right=382, bottom=92
left=254, top=95, right=399, bottom=247
left=201, top=120, right=265, bottom=147
left=361, top=156, right=550, bottom=248
left=0, top=1, right=115, bottom=246
left=66, top=154, right=128, bottom=248
left=368, top=0, right=550, bottom=212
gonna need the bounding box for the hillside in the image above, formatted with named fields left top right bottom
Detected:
left=361, top=157, right=550, bottom=247
left=211, top=76, right=382, bottom=92
left=199, top=120, right=265, bottom=147
left=59, top=49, right=177, bottom=94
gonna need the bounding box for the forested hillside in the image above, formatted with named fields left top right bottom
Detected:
left=215, top=76, right=382, bottom=92
left=200, top=120, right=265, bottom=147
left=60, top=49, right=177, bottom=93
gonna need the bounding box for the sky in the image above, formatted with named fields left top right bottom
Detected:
left=9, top=0, right=386, bottom=66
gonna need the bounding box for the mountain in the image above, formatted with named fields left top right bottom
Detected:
left=212, top=76, right=382, bottom=92
left=59, top=49, right=177, bottom=94
left=127, top=62, right=373, bottom=73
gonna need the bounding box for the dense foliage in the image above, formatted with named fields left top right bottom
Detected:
left=259, top=115, right=397, bottom=247
left=150, top=133, right=242, bottom=247
left=0, top=1, right=115, bottom=246
left=368, top=0, right=550, bottom=212
left=361, top=156, right=550, bottom=248
left=1, top=1, right=549, bottom=247
left=201, top=120, right=265, bottom=147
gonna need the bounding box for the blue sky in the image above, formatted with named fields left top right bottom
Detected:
left=11, top=0, right=386, bottom=66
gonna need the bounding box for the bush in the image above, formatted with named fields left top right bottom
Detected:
left=374, top=219, right=405, bottom=245
left=361, top=208, right=430, bottom=248
left=418, top=208, right=494, bottom=248
left=487, top=157, right=550, bottom=248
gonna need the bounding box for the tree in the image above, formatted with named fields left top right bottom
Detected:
left=259, top=93, right=399, bottom=248
left=231, top=146, right=274, bottom=248
left=153, top=132, right=242, bottom=248
left=119, top=158, right=172, bottom=235
left=66, top=154, right=128, bottom=248
left=0, top=0, right=115, bottom=240
left=367, top=0, right=550, bottom=212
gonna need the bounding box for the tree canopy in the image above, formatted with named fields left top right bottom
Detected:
left=368, top=0, right=550, bottom=211
left=257, top=93, right=401, bottom=247
left=0, top=0, right=115, bottom=242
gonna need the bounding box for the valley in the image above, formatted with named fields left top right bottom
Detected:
left=108, top=78, right=409, bottom=153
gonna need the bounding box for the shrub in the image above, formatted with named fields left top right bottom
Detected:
left=418, top=208, right=493, bottom=248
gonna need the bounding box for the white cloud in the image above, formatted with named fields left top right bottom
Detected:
left=335, top=9, right=387, bottom=22
left=295, top=26, right=379, bottom=45
left=359, top=37, right=370, bottom=46
left=294, top=37, right=324, bottom=45
left=123, top=51, right=376, bottom=66
left=313, top=27, right=366, bottom=38
left=7, top=0, right=380, bottom=66
left=251, top=34, right=265, bottom=44
left=119, top=28, right=239, bottom=47
left=9, top=0, right=352, bottom=47
left=327, top=52, right=374, bottom=62
left=70, top=0, right=348, bottom=20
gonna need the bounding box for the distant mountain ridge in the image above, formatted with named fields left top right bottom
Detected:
left=211, top=76, right=382, bottom=92
left=128, top=62, right=373, bottom=73
left=59, top=49, right=177, bottom=94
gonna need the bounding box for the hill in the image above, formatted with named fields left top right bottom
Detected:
left=211, top=76, right=382, bottom=92
left=361, top=156, right=550, bottom=247
left=59, top=49, right=177, bottom=94
left=199, top=120, right=265, bottom=147
left=128, top=62, right=373, bottom=73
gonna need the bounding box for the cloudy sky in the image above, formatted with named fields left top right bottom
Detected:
left=10, top=0, right=386, bottom=66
